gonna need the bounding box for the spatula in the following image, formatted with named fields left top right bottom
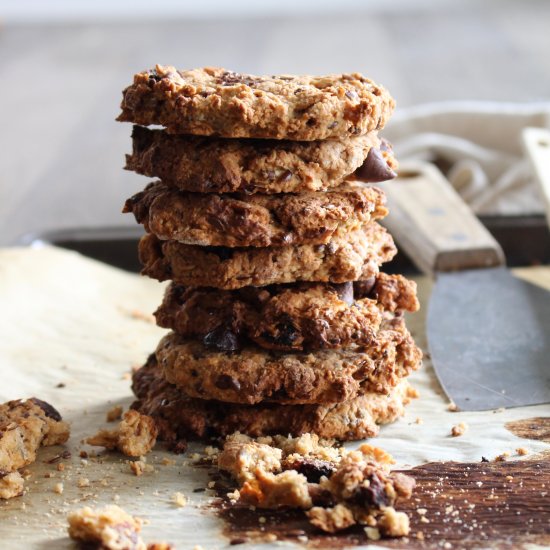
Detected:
left=376, top=161, right=550, bottom=411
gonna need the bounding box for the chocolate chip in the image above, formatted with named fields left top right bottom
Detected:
left=203, top=326, right=240, bottom=351
left=325, top=242, right=337, bottom=255
left=260, top=318, right=299, bottom=347
left=353, top=276, right=377, bottom=299
left=215, top=374, right=241, bottom=391
left=345, top=90, right=359, bottom=101
left=327, top=121, right=338, bottom=129
left=206, top=247, right=234, bottom=261
left=219, top=71, right=257, bottom=87
left=278, top=169, right=293, bottom=183
left=147, top=69, right=162, bottom=83
left=351, top=473, right=389, bottom=509
left=286, top=457, right=336, bottom=483
left=30, top=398, right=62, bottom=422
left=354, top=147, right=397, bottom=183
left=332, top=282, right=354, bottom=305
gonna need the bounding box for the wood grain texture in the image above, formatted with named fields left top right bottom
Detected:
left=378, top=162, right=504, bottom=274
left=1, top=1, right=550, bottom=246
left=213, top=459, right=550, bottom=548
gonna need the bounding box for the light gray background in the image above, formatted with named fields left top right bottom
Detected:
left=1, top=0, right=549, bottom=244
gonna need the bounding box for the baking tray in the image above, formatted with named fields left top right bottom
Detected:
left=16, top=215, right=550, bottom=273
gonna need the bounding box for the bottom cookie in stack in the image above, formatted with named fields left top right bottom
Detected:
left=131, top=354, right=417, bottom=444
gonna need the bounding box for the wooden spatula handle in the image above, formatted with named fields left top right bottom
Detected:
left=376, top=161, right=505, bottom=275
left=522, top=127, right=550, bottom=228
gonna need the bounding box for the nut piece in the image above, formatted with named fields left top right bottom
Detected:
left=86, top=410, right=158, bottom=457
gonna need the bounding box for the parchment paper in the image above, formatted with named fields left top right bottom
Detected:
left=0, top=246, right=548, bottom=549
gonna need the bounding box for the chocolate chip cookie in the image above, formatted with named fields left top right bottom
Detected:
left=154, top=273, right=419, bottom=351
left=156, top=315, right=421, bottom=405
left=124, top=180, right=387, bottom=248
left=138, top=222, right=396, bottom=290
left=125, top=126, right=397, bottom=194
left=131, top=355, right=416, bottom=442
left=1, top=398, right=70, bottom=498
left=117, top=66, right=395, bottom=141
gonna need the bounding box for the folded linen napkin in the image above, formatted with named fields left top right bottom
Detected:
left=384, top=101, right=550, bottom=215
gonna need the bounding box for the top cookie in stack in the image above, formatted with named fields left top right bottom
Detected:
left=118, top=65, right=422, bottom=443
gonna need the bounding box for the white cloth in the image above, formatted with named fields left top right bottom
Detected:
left=385, top=101, right=550, bottom=215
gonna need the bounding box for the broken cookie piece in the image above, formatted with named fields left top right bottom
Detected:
left=217, top=433, right=414, bottom=539
left=0, top=472, right=25, bottom=499
left=86, top=410, right=157, bottom=457
left=68, top=505, right=172, bottom=550
left=0, top=397, right=70, bottom=499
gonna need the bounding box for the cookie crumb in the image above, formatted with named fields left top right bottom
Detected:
left=516, top=447, right=529, bottom=456
left=494, top=451, right=510, bottom=462
left=172, top=492, right=187, bottom=507
left=0, top=472, right=25, bottom=499
left=78, top=478, right=90, bottom=488
left=451, top=422, right=467, bottom=437
left=106, top=405, right=123, bottom=422
left=54, top=482, right=64, bottom=494
left=378, top=507, right=410, bottom=537
left=447, top=401, right=458, bottom=412
left=86, top=410, right=158, bottom=457
left=365, top=526, right=381, bottom=540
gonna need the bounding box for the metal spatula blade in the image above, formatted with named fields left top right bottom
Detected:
left=428, top=267, right=550, bottom=411
left=376, top=161, right=550, bottom=411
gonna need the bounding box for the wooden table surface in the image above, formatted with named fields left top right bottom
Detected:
left=1, top=0, right=550, bottom=246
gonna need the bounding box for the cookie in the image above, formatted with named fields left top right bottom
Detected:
left=125, top=126, right=397, bottom=194
left=138, top=222, right=397, bottom=290
left=124, top=181, right=388, bottom=248
left=131, top=355, right=415, bottom=442
left=0, top=398, right=70, bottom=477
left=154, top=274, right=419, bottom=351
left=117, top=66, right=395, bottom=141
left=156, top=316, right=421, bottom=405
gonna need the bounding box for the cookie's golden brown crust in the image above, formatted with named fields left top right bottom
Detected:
left=138, top=222, right=396, bottom=290
left=155, top=274, right=418, bottom=352
left=125, top=126, right=397, bottom=193
left=156, top=316, right=422, bottom=404
left=130, top=355, right=414, bottom=442
left=118, top=66, right=395, bottom=140
left=124, top=181, right=388, bottom=248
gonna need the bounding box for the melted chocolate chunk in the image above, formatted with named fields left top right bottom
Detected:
left=353, top=276, right=376, bottom=299
left=30, top=398, right=62, bottom=422
left=285, top=457, right=337, bottom=483
left=260, top=319, right=299, bottom=347
left=332, top=282, right=354, bottom=305
left=203, top=326, right=240, bottom=352
left=350, top=473, right=389, bottom=509
left=215, top=374, right=242, bottom=391
left=354, top=147, right=397, bottom=183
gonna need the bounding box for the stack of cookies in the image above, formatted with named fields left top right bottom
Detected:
left=117, top=65, right=422, bottom=445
